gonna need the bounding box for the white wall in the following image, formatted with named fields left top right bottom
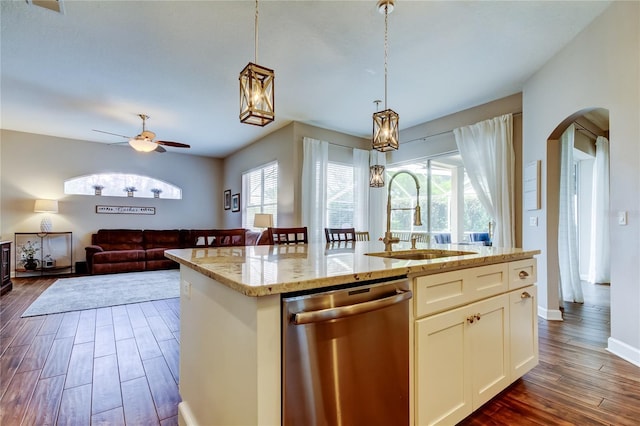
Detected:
left=1, top=130, right=222, bottom=267
left=522, top=2, right=640, bottom=365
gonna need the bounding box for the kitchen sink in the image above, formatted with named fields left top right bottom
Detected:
left=365, top=249, right=476, bottom=260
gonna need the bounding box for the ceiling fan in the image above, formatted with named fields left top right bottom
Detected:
left=93, top=114, right=191, bottom=153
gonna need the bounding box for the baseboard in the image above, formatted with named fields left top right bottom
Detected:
left=178, top=401, right=197, bottom=426
left=607, top=337, right=640, bottom=367
left=537, top=305, right=563, bottom=321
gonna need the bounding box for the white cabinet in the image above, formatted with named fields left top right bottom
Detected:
left=509, top=285, right=538, bottom=380
left=415, top=293, right=509, bottom=426
left=412, top=258, right=537, bottom=426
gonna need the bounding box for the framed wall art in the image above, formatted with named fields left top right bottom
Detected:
left=231, top=193, right=240, bottom=212
left=224, top=189, right=231, bottom=210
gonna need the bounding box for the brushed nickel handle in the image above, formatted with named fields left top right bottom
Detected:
left=519, top=270, right=529, bottom=279
left=293, top=289, right=412, bottom=325
left=521, top=291, right=531, bottom=299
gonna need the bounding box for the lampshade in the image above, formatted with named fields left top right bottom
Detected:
left=34, top=199, right=58, bottom=233
left=369, top=165, right=385, bottom=187
left=129, top=136, right=157, bottom=152
left=34, top=199, right=58, bottom=213
left=254, top=213, right=273, bottom=228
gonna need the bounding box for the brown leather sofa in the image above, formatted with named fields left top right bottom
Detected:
left=85, top=228, right=269, bottom=275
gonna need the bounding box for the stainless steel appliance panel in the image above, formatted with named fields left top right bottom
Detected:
left=282, top=278, right=411, bottom=426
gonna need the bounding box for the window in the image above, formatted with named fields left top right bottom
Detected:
left=242, top=162, right=278, bottom=230
left=387, top=153, right=491, bottom=242
left=64, top=173, right=182, bottom=199
left=326, top=162, right=355, bottom=228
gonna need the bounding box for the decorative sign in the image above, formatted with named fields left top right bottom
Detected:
left=96, top=205, right=156, bottom=215
left=524, top=160, right=541, bottom=211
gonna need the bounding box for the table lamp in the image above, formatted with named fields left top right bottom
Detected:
left=34, top=199, right=58, bottom=232
left=253, top=213, right=273, bottom=230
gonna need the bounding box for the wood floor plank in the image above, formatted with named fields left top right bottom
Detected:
left=65, top=341, right=94, bottom=389
left=16, top=333, right=55, bottom=373
left=41, top=336, right=74, bottom=378
left=116, top=338, right=145, bottom=382
left=96, top=306, right=113, bottom=327
left=22, top=374, right=66, bottom=426
left=0, top=369, right=40, bottom=426
left=126, top=303, right=149, bottom=329
left=55, top=311, right=80, bottom=339
left=92, top=353, right=122, bottom=415
left=0, top=344, right=30, bottom=399
left=133, top=326, right=163, bottom=360
left=139, top=301, right=161, bottom=318
left=94, top=324, right=116, bottom=358
left=113, top=310, right=135, bottom=341
left=92, top=406, right=125, bottom=426
left=74, top=308, right=96, bottom=344
left=57, top=383, right=92, bottom=426
left=158, top=308, right=180, bottom=333
left=121, top=376, right=160, bottom=426
left=10, top=317, right=44, bottom=347
left=38, top=312, right=64, bottom=335
left=147, top=315, right=174, bottom=342
left=143, top=356, right=181, bottom=420
left=158, top=338, right=179, bottom=384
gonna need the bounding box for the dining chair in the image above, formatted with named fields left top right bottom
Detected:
left=324, top=227, right=356, bottom=243
left=410, top=232, right=430, bottom=243
left=269, top=227, right=309, bottom=244
left=355, top=231, right=370, bottom=241
left=434, top=233, right=451, bottom=244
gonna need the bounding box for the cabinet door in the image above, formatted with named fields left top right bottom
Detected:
left=509, top=285, right=538, bottom=380
left=415, top=305, right=472, bottom=426
left=468, top=294, right=510, bottom=408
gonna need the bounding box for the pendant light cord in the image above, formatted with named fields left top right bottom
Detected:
left=384, top=4, right=388, bottom=110
left=254, top=0, right=259, bottom=64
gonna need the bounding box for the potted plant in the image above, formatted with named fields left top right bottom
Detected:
left=151, top=188, right=163, bottom=198
left=19, top=240, right=40, bottom=271
left=124, top=186, right=137, bottom=197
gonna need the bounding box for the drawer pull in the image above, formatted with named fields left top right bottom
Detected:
left=519, top=270, right=529, bottom=279
left=475, top=313, right=481, bottom=321
left=467, top=315, right=475, bottom=324
left=521, top=291, right=531, bottom=299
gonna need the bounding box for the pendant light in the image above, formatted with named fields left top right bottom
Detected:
left=239, top=0, right=275, bottom=126
left=372, top=0, right=399, bottom=152
left=370, top=100, right=386, bottom=187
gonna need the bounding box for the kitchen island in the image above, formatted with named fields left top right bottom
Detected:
left=166, top=241, right=540, bottom=426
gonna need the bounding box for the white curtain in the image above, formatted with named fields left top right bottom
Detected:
left=301, top=137, right=328, bottom=243
left=369, top=150, right=387, bottom=241
left=588, top=136, right=610, bottom=284
left=453, top=114, right=515, bottom=247
left=558, top=125, right=583, bottom=303
left=353, top=148, right=370, bottom=234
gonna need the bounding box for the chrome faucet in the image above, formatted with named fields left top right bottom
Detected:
left=383, top=170, right=423, bottom=252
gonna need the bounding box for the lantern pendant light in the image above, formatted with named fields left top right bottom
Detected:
left=239, top=0, right=275, bottom=126
left=369, top=164, right=386, bottom=187
left=372, top=0, right=399, bottom=152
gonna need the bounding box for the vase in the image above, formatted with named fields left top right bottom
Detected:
left=127, top=191, right=134, bottom=197
left=24, top=257, right=38, bottom=271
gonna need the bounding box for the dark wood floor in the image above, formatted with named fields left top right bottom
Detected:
left=0, top=276, right=180, bottom=425
left=1, top=278, right=638, bottom=425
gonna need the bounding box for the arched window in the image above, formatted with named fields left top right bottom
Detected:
left=64, top=173, right=182, bottom=199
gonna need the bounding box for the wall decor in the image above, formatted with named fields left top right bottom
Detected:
left=96, top=205, right=155, bottom=215
left=231, top=193, right=240, bottom=212
left=224, top=189, right=231, bottom=210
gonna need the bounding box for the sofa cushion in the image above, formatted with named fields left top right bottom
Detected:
left=143, top=229, right=183, bottom=249
left=146, top=247, right=172, bottom=261
left=92, top=249, right=146, bottom=263
left=92, top=229, right=144, bottom=251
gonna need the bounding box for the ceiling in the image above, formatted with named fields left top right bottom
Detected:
left=1, top=0, right=611, bottom=158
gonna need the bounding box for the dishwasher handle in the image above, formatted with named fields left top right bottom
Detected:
left=292, top=289, right=413, bottom=325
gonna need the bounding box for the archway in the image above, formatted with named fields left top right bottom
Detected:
left=546, top=108, right=610, bottom=316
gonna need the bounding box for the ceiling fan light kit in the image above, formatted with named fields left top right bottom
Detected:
left=129, top=135, right=158, bottom=152
left=372, top=0, right=399, bottom=152
left=239, top=0, right=275, bottom=127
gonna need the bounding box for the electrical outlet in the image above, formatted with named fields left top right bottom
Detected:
left=529, top=216, right=538, bottom=227
left=182, top=280, right=192, bottom=299
left=618, top=211, right=627, bottom=226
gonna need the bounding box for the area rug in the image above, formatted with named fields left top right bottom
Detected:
left=21, top=269, right=180, bottom=317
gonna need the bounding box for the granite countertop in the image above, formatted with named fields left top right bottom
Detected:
left=165, top=241, right=540, bottom=297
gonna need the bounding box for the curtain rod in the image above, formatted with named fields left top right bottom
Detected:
left=403, top=111, right=522, bottom=145
left=573, top=122, right=601, bottom=139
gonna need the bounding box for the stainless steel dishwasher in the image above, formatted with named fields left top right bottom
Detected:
left=282, top=277, right=412, bottom=426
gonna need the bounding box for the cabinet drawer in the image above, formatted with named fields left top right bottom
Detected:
left=414, top=263, right=508, bottom=318
left=509, top=258, right=537, bottom=290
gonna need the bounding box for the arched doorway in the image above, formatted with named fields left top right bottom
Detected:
left=546, top=108, right=610, bottom=316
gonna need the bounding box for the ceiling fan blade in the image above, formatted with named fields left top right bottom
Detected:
left=92, top=129, right=130, bottom=139
left=155, top=145, right=167, bottom=153
left=156, top=140, right=191, bottom=148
